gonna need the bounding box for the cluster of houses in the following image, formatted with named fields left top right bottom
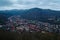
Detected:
left=0, top=15, right=60, bottom=33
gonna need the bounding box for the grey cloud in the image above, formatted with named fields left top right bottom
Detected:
left=0, top=0, right=60, bottom=10
left=17, top=0, right=39, bottom=5
left=0, top=0, right=13, bottom=7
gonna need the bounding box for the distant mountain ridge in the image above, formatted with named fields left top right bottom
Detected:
left=0, top=8, right=60, bottom=24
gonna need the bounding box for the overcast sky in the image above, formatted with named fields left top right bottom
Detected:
left=0, top=0, right=60, bottom=10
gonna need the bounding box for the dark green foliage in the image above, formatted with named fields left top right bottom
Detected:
left=0, top=13, right=8, bottom=25
left=0, top=30, right=60, bottom=40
